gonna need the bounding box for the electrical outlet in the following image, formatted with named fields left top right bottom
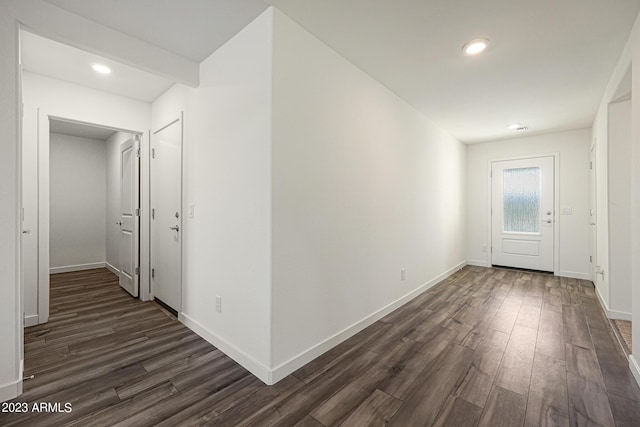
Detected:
left=561, top=207, right=572, bottom=215
left=215, top=295, right=222, bottom=313
left=401, top=269, right=406, bottom=281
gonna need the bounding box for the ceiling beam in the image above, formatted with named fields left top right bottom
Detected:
left=9, top=0, right=199, bottom=87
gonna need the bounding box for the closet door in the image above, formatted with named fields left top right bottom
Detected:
left=118, top=136, right=140, bottom=297
left=150, top=116, right=182, bottom=312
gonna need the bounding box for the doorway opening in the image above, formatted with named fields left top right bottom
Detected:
left=23, top=116, right=144, bottom=326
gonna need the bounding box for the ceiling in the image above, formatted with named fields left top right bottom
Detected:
left=50, top=119, right=117, bottom=140
left=29, top=0, right=640, bottom=143
left=271, top=0, right=640, bottom=143
left=21, top=31, right=175, bottom=102
left=43, top=0, right=270, bottom=63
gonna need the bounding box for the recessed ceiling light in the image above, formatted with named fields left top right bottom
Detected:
left=462, top=38, right=489, bottom=55
left=507, top=123, right=529, bottom=131
left=92, top=64, right=112, bottom=75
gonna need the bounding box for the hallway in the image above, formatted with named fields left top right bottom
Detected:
left=1, top=266, right=639, bottom=426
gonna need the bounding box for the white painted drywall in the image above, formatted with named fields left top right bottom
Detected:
left=271, top=10, right=466, bottom=370
left=466, top=129, right=591, bottom=279
left=22, top=71, right=151, bottom=321
left=592, top=30, right=634, bottom=319
left=49, top=133, right=107, bottom=270
left=0, top=3, right=22, bottom=402
left=633, top=25, right=640, bottom=379
left=608, top=100, right=632, bottom=316
left=154, top=9, right=274, bottom=379
left=591, top=16, right=640, bottom=384
left=106, top=131, right=133, bottom=272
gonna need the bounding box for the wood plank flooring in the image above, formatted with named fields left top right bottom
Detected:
left=1, top=266, right=639, bottom=426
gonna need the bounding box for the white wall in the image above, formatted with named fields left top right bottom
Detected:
left=466, top=129, right=591, bottom=279
left=608, top=100, right=632, bottom=316
left=633, top=23, right=640, bottom=382
left=156, top=9, right=274, bottom=382
left=22, top=71, right=151, bottom=321
left=270, top=10, right=466, bottom=375
left=106, top=131, right=133, bottom=272
left=49, top=133, right=107, bottom=271
left=0, top=3, right=22, bottom=402
left=592, top=11, right=640, bottom=385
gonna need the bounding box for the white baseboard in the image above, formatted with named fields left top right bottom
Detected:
left=50, top=262, right=106, bottom=274
left=558, top=270, right=591, bottom=280
left=179, top=312, right=273, bottom=385
left=630, top=355, right=640, bottom=388
left=270, top=260, right=468, bottom=384
left=105, top=262, right=120, bottom=276
left=180, top=261, right=467, bottom=386
left=0, top=379, right=21, bottom=403
left=467, top=259, right=489, bottom=267
left=24, top=314, right=39, bottom=327
left=594, top=284, right=633, bottom=321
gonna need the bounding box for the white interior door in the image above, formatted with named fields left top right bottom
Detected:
left=118, top=136, right=140, bottom=297
left=491, top=156, right=555, bottom=272
left=151, top=117, right=182, bottom=312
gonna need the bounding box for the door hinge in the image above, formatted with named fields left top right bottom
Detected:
left=590, top=255, right=593, bottom=263
left=136, top=148, right=140, bottom=158
left=135, top=208, right=140, bottom=216
left=491, top=246, right=493, bottom=253
left=151, top=268, right=155, bottom=279
left=135, top=267, right=139, bottom=275
left=151, top=208, right=155, bottom=219
left=589, top=161, right=593, bottom=170
left=151, top=148, right=156, bottom=159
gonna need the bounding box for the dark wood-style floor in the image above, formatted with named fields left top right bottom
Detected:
left=1, top=266, right=639, bottom=426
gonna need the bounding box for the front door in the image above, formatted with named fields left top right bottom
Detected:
left=491, top=156, right=555, bottom=272
left=151, top=117, right=182, bottom=312
left=118, top=136, right=140, bottom=297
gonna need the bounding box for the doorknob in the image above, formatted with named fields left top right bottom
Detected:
left=169, top=225, right=180, bottom=232
left=544, top=219, right=552, bottom=223
left=22, top=229, right=30, bottom=234
left=116, top=221, right=123, bottom=226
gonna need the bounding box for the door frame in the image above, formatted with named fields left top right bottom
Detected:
left=589, top=141, right=598, bottom=283
left=149, top=113, right=184, bottom=312
left=487, top=152, right=560, bottom=275
left=35, top=113, right=149, bottom=324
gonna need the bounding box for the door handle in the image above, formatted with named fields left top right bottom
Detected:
left=22, top=229, right=30, bottom=234
left=116, top=221, right=123, bottom=226
left=544, top=219, right=552, bottom=223
left=169, top=225, right=180, bottom=232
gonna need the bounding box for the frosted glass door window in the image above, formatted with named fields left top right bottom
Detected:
left=503, top=167, right=540, bottom=233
